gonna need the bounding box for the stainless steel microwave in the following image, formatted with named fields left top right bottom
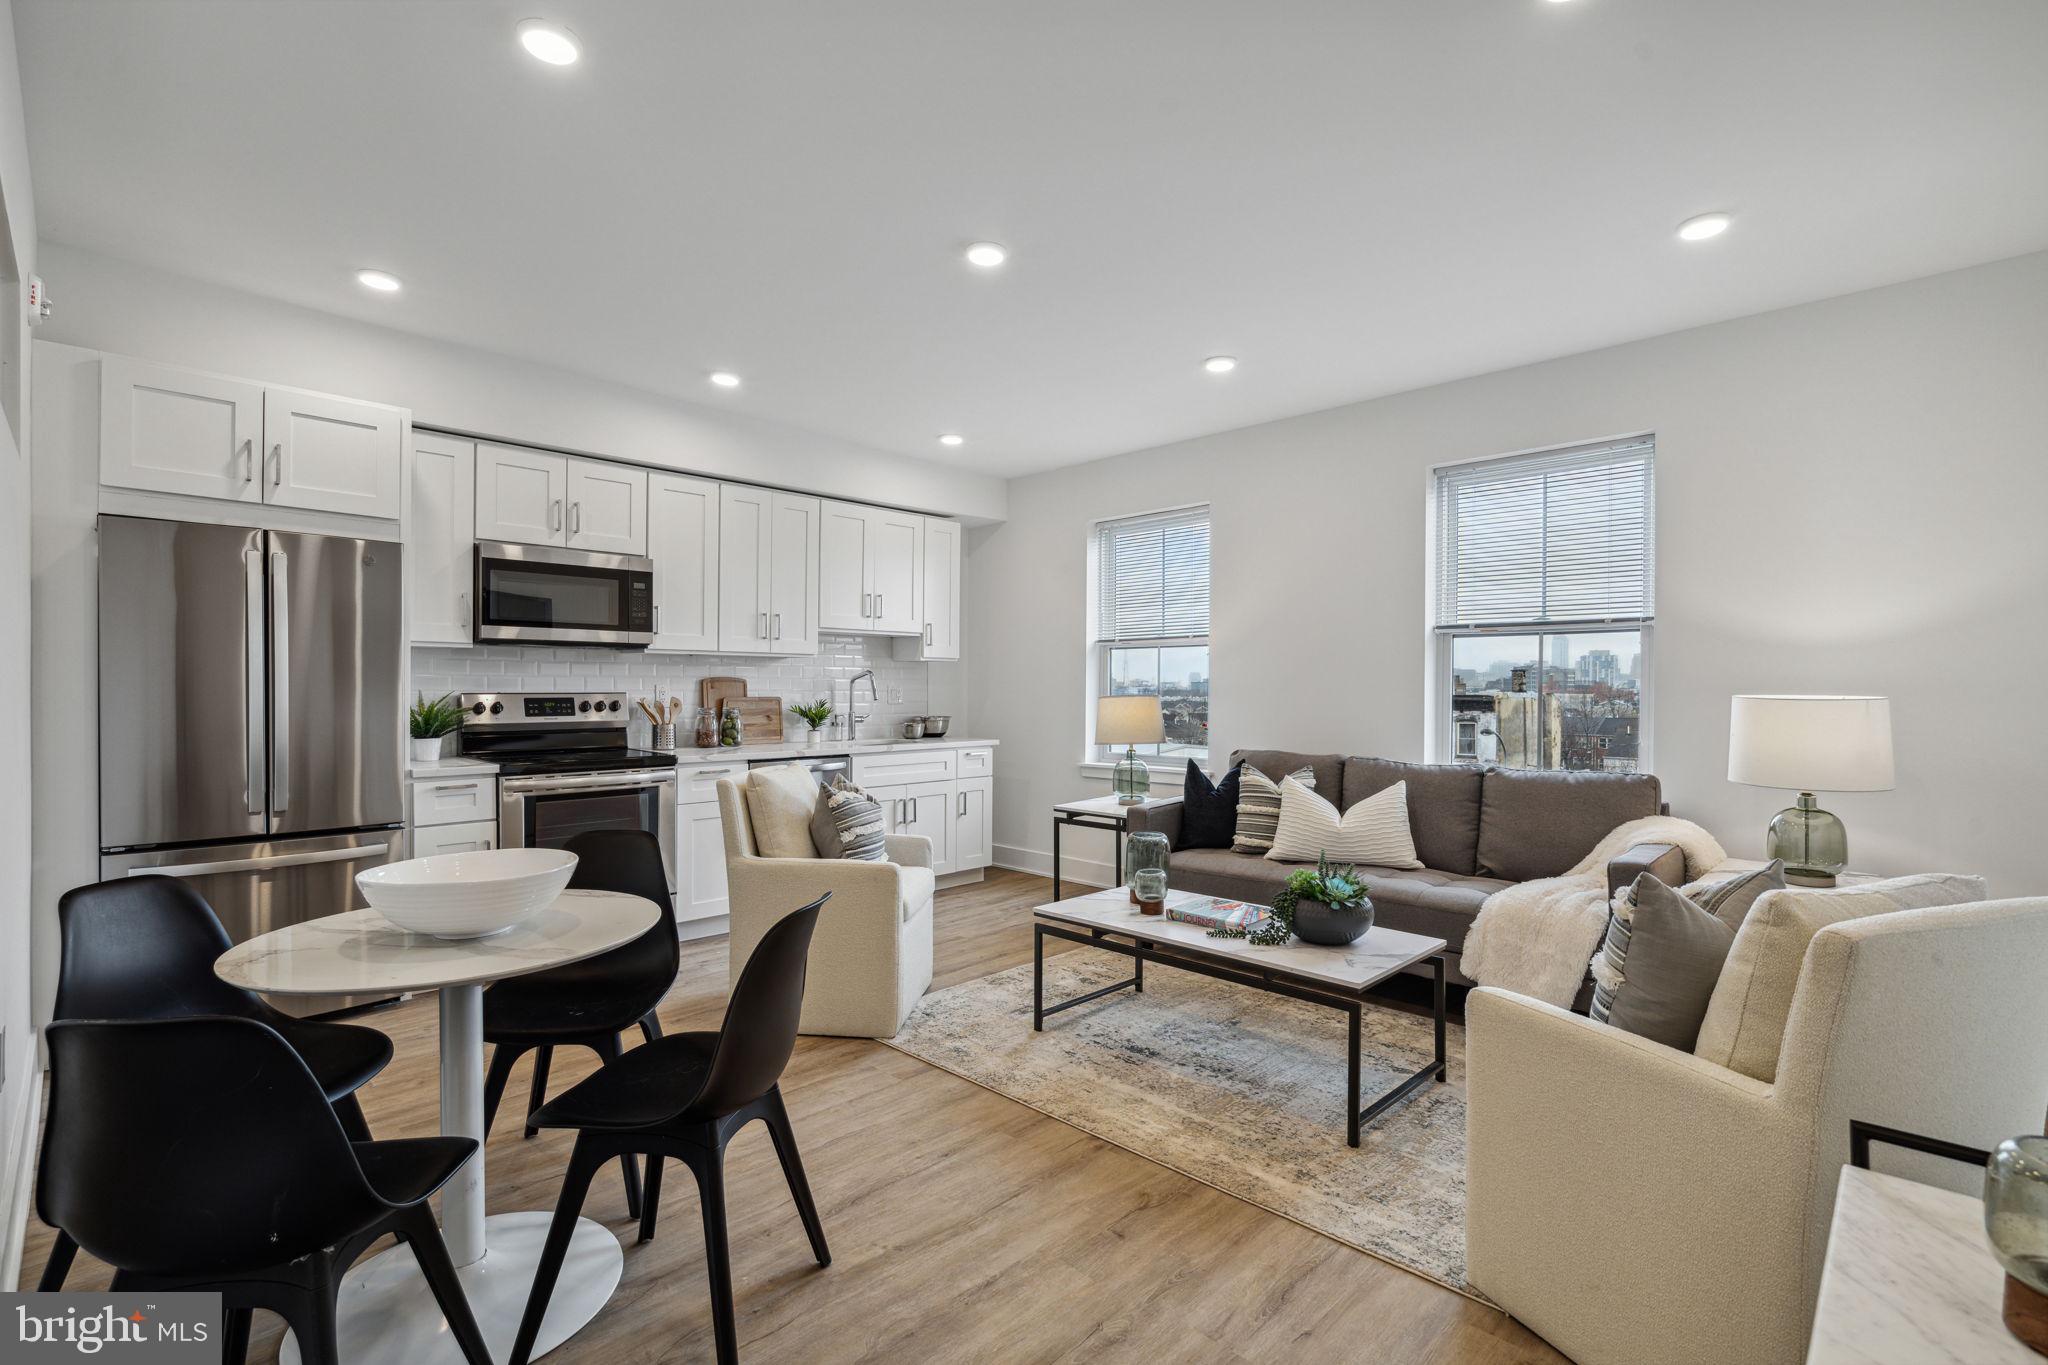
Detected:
left=474, top=541, right=655, bottom=647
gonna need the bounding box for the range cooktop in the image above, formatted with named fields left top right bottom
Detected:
left=489, top=748, right=679, bottom=778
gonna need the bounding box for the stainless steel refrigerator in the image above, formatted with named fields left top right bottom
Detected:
left=97, top=515, right=406, bottom=1015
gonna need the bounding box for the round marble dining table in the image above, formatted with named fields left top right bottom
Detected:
left=216, top=887, right=661, bottom=1365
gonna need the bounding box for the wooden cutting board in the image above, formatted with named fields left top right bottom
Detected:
left=699, top=676, right=748, bottom=713
left=729, top=695, right=783, bottom=742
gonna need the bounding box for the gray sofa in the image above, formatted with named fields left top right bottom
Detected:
left=1125, top=749, right=1680, bottom=990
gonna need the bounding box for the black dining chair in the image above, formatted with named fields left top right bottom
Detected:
left=37, top=874, right=395, bottom=1292
left=480, top=829, right=680, bottom=1218
left=509, top=894, right=832, bottom=1365
left=38, top=1016, right=491, bottom=1365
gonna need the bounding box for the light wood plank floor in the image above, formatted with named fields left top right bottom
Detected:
left=17, top=869, right=1564, bottom=1364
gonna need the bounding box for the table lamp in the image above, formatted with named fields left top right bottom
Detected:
left=1097, top=696, right=1165, bottom=804
left=1728, top=695, right=1894, bottom=886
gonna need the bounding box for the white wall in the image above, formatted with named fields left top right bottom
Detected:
left=968, top=251, right=2048, bottom=896
left=0, top=0, right=35, bottom=1291
left=34, top=241, right=1007, bottom=524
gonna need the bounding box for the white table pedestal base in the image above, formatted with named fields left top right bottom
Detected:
left=278, top=1212, right=623, bottom=1365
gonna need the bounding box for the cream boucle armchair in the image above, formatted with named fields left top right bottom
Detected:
left=1465, top=896, right=2048, bottom=1365
left=717, top=778, right=935, bottom=1038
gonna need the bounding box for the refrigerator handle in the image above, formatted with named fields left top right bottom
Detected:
left=244, top=547, right=265, bottom=815
left=270, top=548, right=290, bottom=814
left=132, top=842, right=393, bottom=879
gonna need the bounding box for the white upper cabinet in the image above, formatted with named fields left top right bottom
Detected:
left=409, top=433, right=475, bottom=645
left=263, top=386, right=405, bottom=518
left=100, top=356, right=265, bottom=503
left=819, top=499, right=922, bottom=635
left=767, top=492, right=821, bottom=655
left=893, top=516, right=962, bottom=661
left=647, top=472, right=720, bottom=653
left=475, top=443, right=567, bottom=545
left=565, top=457, right=646, bottom=555
left=716, top=482, right=771, bottom=652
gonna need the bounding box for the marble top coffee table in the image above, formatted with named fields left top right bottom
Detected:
left=1033, top=888, right=1448, bottom=1146
left=217, top=887, right=660, bottom=1365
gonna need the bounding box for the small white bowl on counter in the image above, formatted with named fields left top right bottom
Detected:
left=356, top=847, right=577, bottom=939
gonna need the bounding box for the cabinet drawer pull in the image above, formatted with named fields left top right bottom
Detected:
left=925, top=623, right=933, bottom=646
left=773, top=612, right=781, bottom=639
left=270, top=443, right=283, bottom=486
left=242, top=438, right=254, bottom=483
left=430, top=782, right=482, bottom=793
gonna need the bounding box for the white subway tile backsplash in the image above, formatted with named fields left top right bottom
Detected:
left=411, top=633, right=931, bottom=743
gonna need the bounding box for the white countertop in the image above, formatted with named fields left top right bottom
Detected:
left=665, top=736, right=999, bottom=765
left=408, top=755, right=501, bottom=780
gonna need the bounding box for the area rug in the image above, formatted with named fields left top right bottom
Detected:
left=883, top=952, right=1479, bottom=1296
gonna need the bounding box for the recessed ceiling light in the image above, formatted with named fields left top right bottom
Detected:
left=708, top=371, right=742, bottom=389
left=964, top=242, right=1008, bottom=269
left=1677, top=212, right=1732, bottom=242
left=517, top=20, right=581, bottom=66
left=938, top=433, right=965, bottom=447
left=355, top=269, right=402, bottom=293
left=1203, top=356, right=1238, bottom=375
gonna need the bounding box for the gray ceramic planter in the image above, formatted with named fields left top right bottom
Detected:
left=1291, top=896, right=1375, bottom=946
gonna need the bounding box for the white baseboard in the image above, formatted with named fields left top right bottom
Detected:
left=993, top=844, right=1113, bottom=891
left=678, top=914, right=729, bottom=944
left=935, top=868, right=986, bottom=890
left=2, top=1056, right=45, bottom=1294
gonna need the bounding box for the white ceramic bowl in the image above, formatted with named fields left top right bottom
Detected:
left=357, top=847, right=578, bottom=939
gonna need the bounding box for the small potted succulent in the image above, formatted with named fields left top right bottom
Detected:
left=790, top=698, right=834, bottom=745
left=1212, top=854, right=1374, bottom=947
left=409, top=691, right=463, bottom=763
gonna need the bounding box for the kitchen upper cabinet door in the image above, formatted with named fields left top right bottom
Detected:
left=565, top=458, right=647, bottom=555
left=475, top=443, right=567, bottom=546
left=717, top=482, right=771, bottom=652
left=409, top=433, right=475, bottom=644
left=817, top=499, right=872, bottom=632
left=100, top=355, right=264, bottom=502
left=953, top=777, right=992, bottom=871
left=263, top=387, right=405, bottom=518
left=679, top=801, right=731, bottom=923
left=920, top=517, right=962, bottom=659
left=868, top=509, right=924, bottom=635
left=767, top=492, right=820, bottom=655
left=648, top=473, right=720, bottom=652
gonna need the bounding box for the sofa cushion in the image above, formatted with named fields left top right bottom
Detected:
left=1230, top=749, right=1343, bottom=805
left=745, top=762, right=822, bottom=859
left=1341, top=757, right=1483, bottom=875
left=1170, top=846, right=1295, bottom=906
left=1694, top=873, right=1987, bottom=1082
left=1588, top=861, right=1785, bottom=1050
left=1268, top=777, right=1422, bottom=868
left=1475, top=768, right=1664, bottom=882
left=1178, top=759, right=1240, bottom=850
left=1231, top=764, right=1315, bottom=855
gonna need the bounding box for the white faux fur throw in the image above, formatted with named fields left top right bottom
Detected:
left=1459, top=816, right=1729, bottom=1007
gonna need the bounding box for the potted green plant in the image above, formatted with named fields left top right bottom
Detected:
left=409, top=691, right=463, bottom=763
left=790, top=698, right=834, bottom=745
left=1211, top=854, right=1374, bottom=947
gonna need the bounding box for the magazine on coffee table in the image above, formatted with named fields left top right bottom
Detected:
left=1162, top=893, right=1273, bottom=935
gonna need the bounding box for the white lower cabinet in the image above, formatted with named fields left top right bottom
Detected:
left=678, top=799, right=732, bottom=924
left=853, top=746, right=992, bottom=878
left=412, top=819, right=497, bottom=857
left=410, top=775, right=496, bottom=827
left=954, top=778, right=992, bottom=872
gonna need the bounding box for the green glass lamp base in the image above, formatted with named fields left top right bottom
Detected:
left=1766, top=792, right=1847, bottom=886
left=1112, top=746, right=1151, bottom=805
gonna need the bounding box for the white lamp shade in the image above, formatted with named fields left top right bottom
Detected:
left=1096, top=695, right=1165, bottom=746
left=1728, top=695, right=1894, bottom=792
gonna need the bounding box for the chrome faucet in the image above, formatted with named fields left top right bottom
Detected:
left=848, top=669, right=878, bottom=739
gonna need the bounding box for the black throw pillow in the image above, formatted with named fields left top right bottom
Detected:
left=1178, top=760, right=1241, bottom=850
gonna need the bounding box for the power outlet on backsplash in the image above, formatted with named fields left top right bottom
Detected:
left=410, top=633, right=935, bottom=742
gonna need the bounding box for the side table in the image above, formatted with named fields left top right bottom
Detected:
left=1050, top=795, right=1172, bottom=900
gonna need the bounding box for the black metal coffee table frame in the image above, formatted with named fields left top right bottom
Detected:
left=1032, top=919, right=1448, bottom=1147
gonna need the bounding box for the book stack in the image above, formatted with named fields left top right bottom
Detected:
left=1164, top=896, right=1273, bottom=935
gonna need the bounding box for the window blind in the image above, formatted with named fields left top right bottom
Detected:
left=1095, top=505, right=1210, bottom=641
left=1434, top=436, right=1655, bottom=629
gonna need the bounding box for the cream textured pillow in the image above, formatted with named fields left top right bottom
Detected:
left=1266, top=777, right=1423, bottom=868
left=1693, top=873, right=1987, bottom=1081
left=744, top=763, right=823, bottom=859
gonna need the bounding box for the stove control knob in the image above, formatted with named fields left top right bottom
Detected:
left=489, top=702, right=505, bottom=716
left=579, top=700, right=592, bottom=713
left=471, top=702, right=487, bottom=716
left=607, top=700, right=622, bottom=712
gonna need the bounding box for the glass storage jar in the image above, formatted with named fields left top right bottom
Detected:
left=1125, top=830, right=1171, bottom=906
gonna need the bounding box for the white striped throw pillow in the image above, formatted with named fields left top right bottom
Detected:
left=1265, top=777, right=1423, bottom=868
left=1232, top=765, right=1313, bottom=854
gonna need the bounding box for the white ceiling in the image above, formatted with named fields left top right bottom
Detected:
left=16, top=1, right=2048, bottom=478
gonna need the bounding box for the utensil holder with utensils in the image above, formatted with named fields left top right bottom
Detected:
left=651, top=723, right=676, bottom=751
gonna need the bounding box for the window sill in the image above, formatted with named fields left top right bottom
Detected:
left=1076, top=759, right=1210, bottom=788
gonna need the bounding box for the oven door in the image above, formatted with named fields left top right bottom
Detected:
left=475, top=541, right=655, bottom=647
left=500, top=768, right=678, bottom=893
